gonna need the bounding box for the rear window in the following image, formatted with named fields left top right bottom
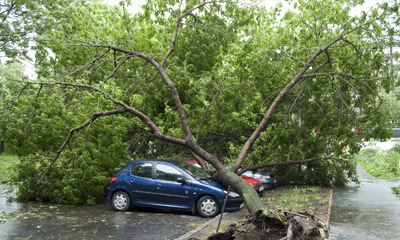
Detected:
left=131, top=163, right=152, bottom=178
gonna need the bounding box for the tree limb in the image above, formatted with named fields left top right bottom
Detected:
left=278, top=46, right=306, bottom=65
left=36, top=108, right=128, bottom=185
left=104, top=55, right=130, bottom=82
left=161, top=1, right=218, bottom=67
left=233, top=13, right=385, bottom=171
left=59, top=48, right=111, bottom=81
left=232, top=35, right=344, bottom=172
left=237, top=157, right=335, bottom=175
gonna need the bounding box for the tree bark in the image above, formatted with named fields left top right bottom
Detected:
left=219, top=169, right=265, bottom=213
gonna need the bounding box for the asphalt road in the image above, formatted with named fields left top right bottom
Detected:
left=329, top=166, right=400, bottom=240
left=0, top=185, right=208, bottom=240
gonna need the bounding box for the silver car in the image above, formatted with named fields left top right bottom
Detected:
left=242, top=171, right=276, bottom=190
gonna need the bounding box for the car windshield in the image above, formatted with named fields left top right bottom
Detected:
left=176, top=161, right=212, bottom=180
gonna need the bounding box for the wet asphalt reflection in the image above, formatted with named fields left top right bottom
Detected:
left=329, top=166, right=400, bottom=240
left=0, top=185, right=208, bottom=240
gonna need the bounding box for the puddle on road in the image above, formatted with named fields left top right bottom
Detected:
left=330, top=171, right=400, bottom=240
left=329, top=205, right=360, bottom=224
left=0, top=184, right=207, bottom=240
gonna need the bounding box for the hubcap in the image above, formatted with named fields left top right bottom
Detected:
left=200, top=199, right=216, bottom=216
left=114, top=194, right=127, bottom=210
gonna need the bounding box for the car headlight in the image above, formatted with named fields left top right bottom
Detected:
left=224, top=190, right=240, bottom=198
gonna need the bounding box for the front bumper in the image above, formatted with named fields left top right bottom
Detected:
left=254, top=185, right=264, bottom=193
left=222, top=197, right=244, bottom=212
left=259, top=179, right=276, bottom=190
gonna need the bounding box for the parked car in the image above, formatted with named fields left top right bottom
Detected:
left=241, top=175, right=264, bottom=193
left=106, top=160, right=244, bottom=218
left=242, top=170, right=276, bottom=190
left=183, top=160, right=203, bottom=168
left=184, top=160, right=264, bottom=193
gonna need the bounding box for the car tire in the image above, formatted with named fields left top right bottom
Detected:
left=197, top=195, right=219, bottom=218
left=111, top=191, right=131, bottom=211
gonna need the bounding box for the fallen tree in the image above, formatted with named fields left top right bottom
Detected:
left=1, top=0, right=399, bottom=212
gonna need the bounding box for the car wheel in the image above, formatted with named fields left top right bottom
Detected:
left=112, top=191, right=131, bottom=211
left=197, top=196, right=219, bottom=218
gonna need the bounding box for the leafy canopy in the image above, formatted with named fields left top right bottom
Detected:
left=0, top=0, right=399, bottom=204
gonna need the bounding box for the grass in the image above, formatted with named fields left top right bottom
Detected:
left=355, top=147, right=400, bottom=197
left=355, top=148, right=400, bottom=180
left=188, top=222, right=203, bottom=228
left=0, top=154, right=19, bottom=181
left=392, top=185, right=400, bottom=197
left=262, top=186, right=331, bottom=219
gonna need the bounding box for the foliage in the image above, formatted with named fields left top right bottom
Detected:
left=392, top=185, right=400, bottom=197
left=355, top=146, right=400, bottom=180
left=0, top=154, right=18, bottom=181
left=0, top=0, right=399, bottom=205
left=381, top=91, right=400, bottom=128
left=0, top=0, right=71, bottom=60
left=0, top=62, right=30, bottom=155
left=6, top=88, right=134, bottom=204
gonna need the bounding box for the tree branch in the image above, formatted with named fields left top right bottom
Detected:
left=161, top=1, right=218, bottom=67
left=237, top=157, right=335, bottom=175
left=1, top=0, right=16, bottom=23
left=36, top=108, right=128, bottom=185
left=278, top=47, right=306, bottom=65
left=19, top=80, right=188, bottom=147
left=289, top=78, right=312, bottom=114
left=233, top=12, right=386, bottom=171
left=104, top=55, right=130, bottom=82
left=59, top=48, right=111, bottom=81
left=232, top=35, right=344, bottom=172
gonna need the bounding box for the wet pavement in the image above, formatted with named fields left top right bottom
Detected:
left=0, top=184, right=208, bottom=240
left=329, top=166, right=400, bottom=240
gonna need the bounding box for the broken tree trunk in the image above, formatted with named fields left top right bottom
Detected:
left=208, top=210, right=329, bottom=240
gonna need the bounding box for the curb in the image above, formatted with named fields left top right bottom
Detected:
left=175, top=214, right=221, bottom=240
left=326, top=188, right=333, bottom=225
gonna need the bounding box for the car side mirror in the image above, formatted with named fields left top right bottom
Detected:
left=177, top=177, right=186, bottom=184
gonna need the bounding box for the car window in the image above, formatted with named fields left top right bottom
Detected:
left=175, top=161, right=212, bottom=181
left=156, top=164, right=183, bottom=182
left=131, top=163, right=153, bottom=178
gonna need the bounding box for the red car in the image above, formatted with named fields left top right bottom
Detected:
left=184, top=160, right=264, bottom=193
left=241, top=175, right=264, bottom=193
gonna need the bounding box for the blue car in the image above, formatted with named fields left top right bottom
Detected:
left=106, top=160, right=243, bottom=217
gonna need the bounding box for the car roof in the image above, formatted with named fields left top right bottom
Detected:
left=129, top=159, right=184, bottom=165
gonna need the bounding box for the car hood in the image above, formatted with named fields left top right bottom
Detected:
left=241, top=175, right=260, bottom=184
left=198, top=178, right=225, bottom=190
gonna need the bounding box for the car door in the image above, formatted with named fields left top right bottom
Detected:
left=126, top=162, right=157, bottom=204
left=153, top=163, right=193, bottom=209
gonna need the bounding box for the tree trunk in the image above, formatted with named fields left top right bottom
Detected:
left=219, top=169, right=265, bottom=213
left=0, top=141, right=4, bottom=154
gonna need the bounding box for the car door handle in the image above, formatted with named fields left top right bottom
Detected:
left=157, top=184, right=162, bottom=189
left=128, top=181, right=134, bottom=185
